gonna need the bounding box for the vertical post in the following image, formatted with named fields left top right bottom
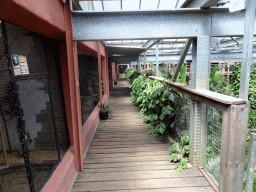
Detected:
left=137, top=57, right=140, bottom=72
left=102, top=57, right=107, bottom=98
left=156, top=42, right=159, bottom=76
left=219, top=103, right=249, bottom=192
left=239, top=0, right=256, bottom=100
left=97, top=42, right=103, bottom=105
left=189, top=36, right=211, bottom=167
left=112, top=62, right=116, bottom=84
left=190, top=36, right=211, bottom=90
left=144, top=52, right=146, bottom=69
left=245, top=133, right=256, bottom=192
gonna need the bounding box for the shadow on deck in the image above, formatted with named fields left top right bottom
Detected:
left=71, top=74, right=215, bottom=192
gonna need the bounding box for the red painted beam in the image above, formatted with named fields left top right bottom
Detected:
left=0, top=0, right=65, bottom=38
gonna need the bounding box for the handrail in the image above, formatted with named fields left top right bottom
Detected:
left=148, top=75, right=249, bottom=192
left=148, top=76, right=247, bottom=111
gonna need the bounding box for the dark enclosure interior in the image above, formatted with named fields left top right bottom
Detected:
left=78, top=54, right=99, bottom=125
left=0, top=21, right=70, bottom=192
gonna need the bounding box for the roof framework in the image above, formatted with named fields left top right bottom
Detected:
left=72, top=1, right=252, bottom=61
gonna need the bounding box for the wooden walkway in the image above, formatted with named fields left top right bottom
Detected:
left=71, top=74, right=215, bottom=192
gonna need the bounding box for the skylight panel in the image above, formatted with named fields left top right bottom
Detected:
left=122, top=0, right=140, bottom=10
left=158, top=0, right=176, bottom=9
left=104, top=1, right=121, bottom=11
left=141, top=0, right=158, bottom=10
left=93, top=1, right=103, bottom=11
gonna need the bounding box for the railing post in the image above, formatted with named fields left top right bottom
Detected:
left=189, top=36, right=211, bottom=167
left=219, top=103, right=249, bottom=192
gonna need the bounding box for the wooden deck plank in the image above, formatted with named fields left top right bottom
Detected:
left=71, top=75, right=214, bottom=192
left=75, top=169, right=203, bottom=182
left=71, top=177, right=211, bottom=191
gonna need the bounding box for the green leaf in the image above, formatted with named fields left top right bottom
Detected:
left=180, top=159, right=188, bottom=169
left=210, top=65, right=221, bottom=85
left=180, top=63, right=187, bottom=84
left=175, top=165, right=184, bottom=173
left=168, top=142, right=179, bottom=152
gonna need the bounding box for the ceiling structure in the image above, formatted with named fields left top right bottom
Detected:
left=74, top=0, right=253, bottom=64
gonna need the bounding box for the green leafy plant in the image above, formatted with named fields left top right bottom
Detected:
left=168, top=132, right=189, bottom=172
left=175, top=159, right=188, bottom=173
left=100, top=104, right=112, bottom=114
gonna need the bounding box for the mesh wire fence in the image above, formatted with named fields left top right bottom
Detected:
left=169, top=94, right=191, bottom=145
left=205, top=106, right=223, bottom=184
left=0, top=21, right=70, bottom=191
left=169, top=90, right=223, bottom=185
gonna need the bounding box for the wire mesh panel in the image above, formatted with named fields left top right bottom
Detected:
left=169, top=89, right=223, bottom=185
left=205, top=105, right=223, bottom=184
left=169, top=94, right=191, bottom=145
left=0, top=21, right=70, bottom=191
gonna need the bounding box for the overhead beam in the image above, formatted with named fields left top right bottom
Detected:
left=113, top=52, right=256, bottom=64
left=72, top=9, right=254, bottom=41
left=200, top=0, right=221, bottom=8
left=173, top=38, right=193, bottom=79
left=142, top=39, right=161, bottom=51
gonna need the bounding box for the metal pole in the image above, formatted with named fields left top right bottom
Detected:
left=144, top=53, right=146, bottom=69
left=239, top=0, right=256, bottom=100
left=156, top=42, right=159, bottom=76
left=245, top=133, right=256, bottom=192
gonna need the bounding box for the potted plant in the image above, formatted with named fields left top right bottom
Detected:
left=99, top=104, right=112, bottom=120
left=114, top=80, right=117, bottom=85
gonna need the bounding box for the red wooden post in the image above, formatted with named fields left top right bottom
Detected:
left=112, top=62, right=116, bottom=84
left=97, top=42, right=103, bottom=105
left=60, top=4, right=83, bottom=171
left=106, top=55, right=110, bottom=98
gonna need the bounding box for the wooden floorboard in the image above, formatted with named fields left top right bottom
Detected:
left=71, top=74, right=214, bottom=192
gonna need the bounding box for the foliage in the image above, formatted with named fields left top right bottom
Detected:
left=125, top=68, right=141, bottom=84
left=175, top=159, right=188, bottom=173
left=180, top=63, right=187, bottom=84
left=181, top=132, right=190, bottom=155
left=149, top=61, right=156, bottom=76
left=100, top=104, right=112, bottom=114
left=168, top=142, right=179, bottom=152
left=168, top=132, right=189, bottom=172
left=210, top=65, right=221, bottom=85
left=231, top=62, right=256, bottom=131
left=128, top=73, right=182, bottom=135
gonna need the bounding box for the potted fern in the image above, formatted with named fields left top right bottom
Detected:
left=99, top=104, right=112, bottom=120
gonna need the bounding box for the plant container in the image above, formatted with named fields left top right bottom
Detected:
left=114, top=82, right=117, bottom=85
left=100, top=111, right=108, bottom=120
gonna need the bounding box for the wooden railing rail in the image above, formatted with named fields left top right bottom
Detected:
left=149, top=76, right=249, bottom=192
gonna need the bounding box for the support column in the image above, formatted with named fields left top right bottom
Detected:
left=156, top=42, right=159, bottom=76
left=137, top=57, right=141, bottom=72
left=97, top=42, right=103, bottom=105
left=112, top=62, right=116, bottom=84
left=144, top=53, right=146, bottom=69
left=189, top=36, right=211, bottom=167
left=239, top=0, right=256, bottom=100
left=102, top=57, right=108, bottom=98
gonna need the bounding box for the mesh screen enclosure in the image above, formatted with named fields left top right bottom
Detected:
left=169, top=89, right=223, bottom=185
left=0, top=21, right=70, bottom=191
